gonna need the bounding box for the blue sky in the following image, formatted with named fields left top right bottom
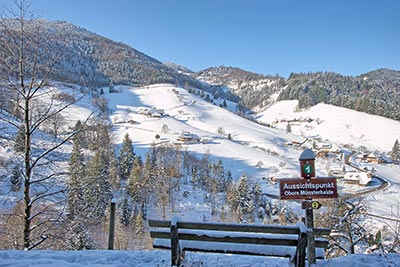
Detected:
left=2, top=0, right=399, bottom=77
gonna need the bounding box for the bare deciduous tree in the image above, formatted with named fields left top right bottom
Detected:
left=0, top=0, right=89, bottom=250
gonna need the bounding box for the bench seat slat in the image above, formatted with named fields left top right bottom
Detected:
left=153, top=239, right=326, bottom=259
left=149, top=228, right=329, bottom=248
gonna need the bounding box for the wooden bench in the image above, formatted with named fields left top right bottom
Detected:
left=148, top=218, right=331, bottom=267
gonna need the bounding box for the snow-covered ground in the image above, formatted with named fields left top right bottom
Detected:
left=256, top=100, right=400, bottom=153
left=106, top=85, right=306, bottom=187
left=0, top=249, right=399, bottom=267
left=3, top=83, right=399, bottom=219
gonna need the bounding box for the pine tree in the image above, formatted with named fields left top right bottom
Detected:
left=236, top=175, right=254, bottom=222
left=127, top=163, right=143, bottom=202
left=118, top=133, right=135, bottom=180
left=253, top=182, right=262, bottom=207
left=286, top=122, right=292, bottom=133
left=72, top=120, right=85, bottom=148
left=214, top=159, right=225, bottom=192
left=391, top=139, right=400, bottom=162
left=84, top=151, right=113, bottom=220
left=144, top=148, right=157, bottom=189
left=237, top=176, right=250, bottom=208
left=226, top=170, right=233, bottom=185
left=65, top=220, right=96, bottom=250
left=109, top=151, right=120, bottom=191
left=133, top=210, right=144, bottom=233
left=118, top=197, right=132, bottom=227
left=67, top=140, right=86, bottom=219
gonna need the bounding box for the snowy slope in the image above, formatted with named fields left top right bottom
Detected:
left=1, top=83, right=400, bottom=261
left=256, top=100, right=400, bottom=152
left=106, top=84, right=304, bottom=183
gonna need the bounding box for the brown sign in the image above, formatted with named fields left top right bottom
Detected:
left=279, top=177, right=338, bottom=200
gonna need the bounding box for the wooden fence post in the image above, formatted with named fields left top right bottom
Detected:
left=293, top=222, right=307, bottom=267
left=108, top=198, right=116, bottom=250
left=295, top=231, right=307, bottom=267
left=170, top=217, right=181, bottom=266
left=305, top=207, right=316, bottom=266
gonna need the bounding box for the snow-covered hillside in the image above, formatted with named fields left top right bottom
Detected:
left=107, top=84, right=305, bottom=183
left=256, top=100, right=400, bottom=152
left=1, top=82, right=400, bottom=262
left=104, top=84, right=400, bottom=222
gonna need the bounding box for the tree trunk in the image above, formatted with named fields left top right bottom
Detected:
left=23, top=97, right=32, bottom=250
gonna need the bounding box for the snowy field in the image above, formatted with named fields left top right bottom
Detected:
left=256, top=100, right=400, bottom=152
left=1, top=250, right=399, bottom=267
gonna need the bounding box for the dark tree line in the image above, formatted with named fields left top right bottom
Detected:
left=278, top=70, right=400, bottom=121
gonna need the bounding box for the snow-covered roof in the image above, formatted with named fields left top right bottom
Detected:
left=344, top=172, right=372, bottom=186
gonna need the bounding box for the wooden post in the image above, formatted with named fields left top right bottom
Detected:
left=170, top=217, right=181, bottom=266
left=108, top=198, right=116, bottom=250
left=295, top=231, right=307, bottom=267
left=305, top=204, right=316, bottom=266
left=299, top=150, right=317, bottom=266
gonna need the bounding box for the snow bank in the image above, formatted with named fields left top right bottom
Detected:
left=0, top=250, right=399, bottom=267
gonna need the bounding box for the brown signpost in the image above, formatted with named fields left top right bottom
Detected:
left=278, top=148, right=338, bottom=267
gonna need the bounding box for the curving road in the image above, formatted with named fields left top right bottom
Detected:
left=344, top=151, right=389, bottom=198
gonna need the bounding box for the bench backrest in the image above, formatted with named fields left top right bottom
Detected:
left=148, top=219, right=331, bottom=267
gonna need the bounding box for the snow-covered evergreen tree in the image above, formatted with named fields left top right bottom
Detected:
left=236, top=175, right=255, bottom=222
left=118, top=197, right=133, bottom=227
left=109, top=151, right=120, bottom=191
left=65, top=220, right=96, bottom=250
left=214, top=159, right=226, bottom=192
left=391, top=139, right=400, bottom=161
left=83, top=151, right=113, bottom=220
left=118, top=133, right=135, bottom=180
left=127, top=162, right=143, bottom=202
left=67, top=140, right=86, bottom=219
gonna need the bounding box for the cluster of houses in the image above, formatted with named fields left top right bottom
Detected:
left=177, top=131, right=201, bottom=143
left=313, top=142, right=341, bottom=156
left=356, top=152, right=391, bottom=164
left=137, top=107, right=165, bottom=118
left=344, top=171, right=373, bottom=186
left=275, top=117, right=314, bottom=124
left=176, top=131, right=210, bottom=144
left=329, top=169, right=373, bottom=186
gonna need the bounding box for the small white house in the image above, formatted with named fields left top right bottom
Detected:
left=344, top=171, right=372, bottom=186
left=177, top=131, right=200, bottom=143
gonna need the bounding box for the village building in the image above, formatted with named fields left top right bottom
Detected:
left=314, top=142, right=340, bottom=156
left=344, top=171, right=372, bottom=186
left=366, top=152, right=383, bottom=164
left=177, top=131, right=201, bottom=143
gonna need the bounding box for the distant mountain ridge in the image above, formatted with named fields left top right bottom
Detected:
left=1, top=19, right=399, bottom=121
left=193, top=66, right=283, bottom=111
left=0, top=19, right=206, bottom=89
